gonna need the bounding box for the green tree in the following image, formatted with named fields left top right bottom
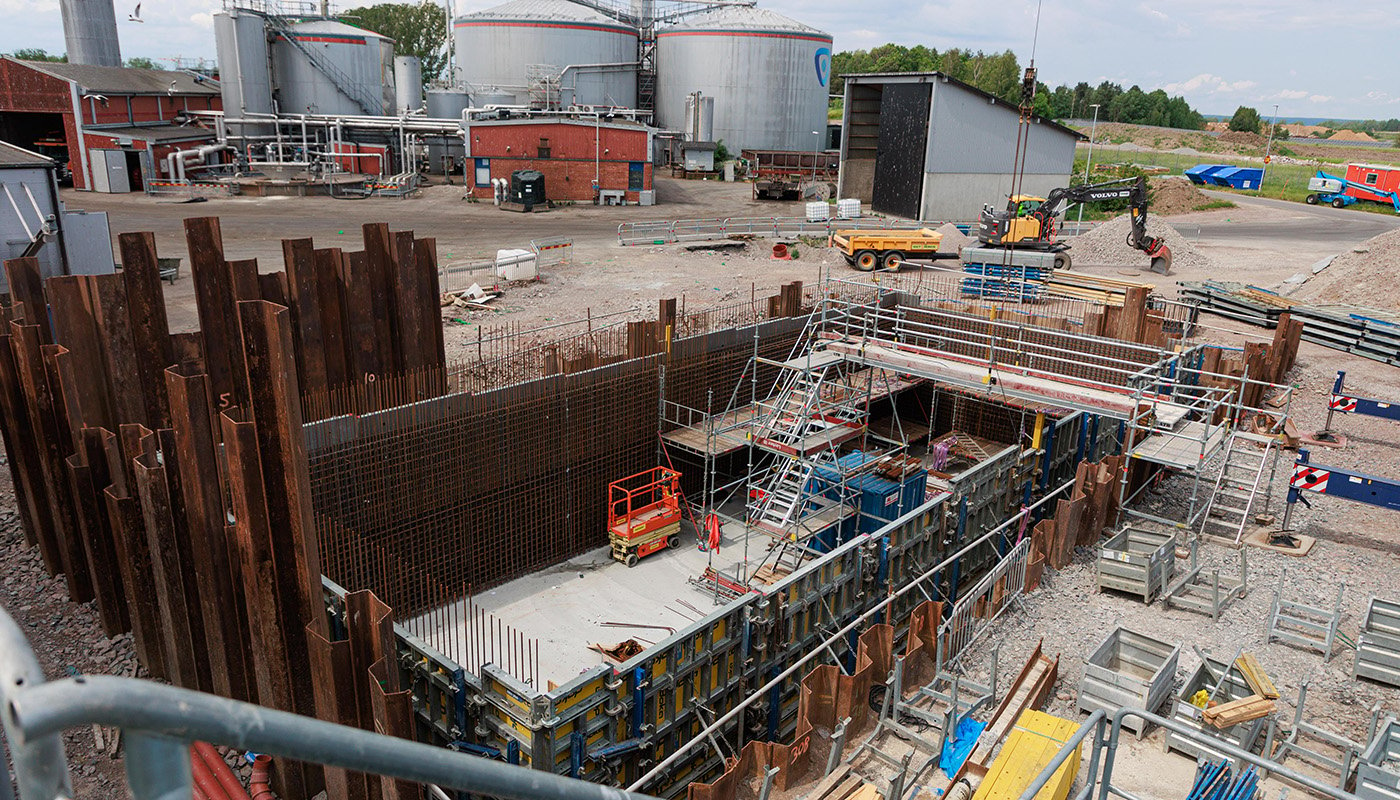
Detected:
left=8, top=48, right=65, bottom=62
left=125, top=57, right=159, bottom=70
left=342, top=2, right=448, bottom=84
left=1228, top=106, right=1262, bottom=133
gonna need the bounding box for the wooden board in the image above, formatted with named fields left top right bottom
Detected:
left=1236, top=652, right=1279, bottom=700
left=1202, top=694, right=1274, bottom=728
left=972, top=710, right=1081, bottom=800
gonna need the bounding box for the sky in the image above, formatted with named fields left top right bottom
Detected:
left=2, top=0, right=1396, bottom=121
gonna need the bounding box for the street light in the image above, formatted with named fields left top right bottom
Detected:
left=1262, top=103, right=1280, bottom=191
left=1076, top=103, right=1101, bottom=230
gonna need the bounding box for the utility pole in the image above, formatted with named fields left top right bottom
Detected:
left=1262, top=103, right=1279, bottom=191
left=1076, top=103, right=1100, bottom=230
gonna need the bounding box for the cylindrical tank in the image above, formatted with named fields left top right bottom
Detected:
left=394, top=56, right=423, bottom=113
left=380, top=38, right=397, bottom=116
left=214, top=11, right=275, bottom=120
left=657, top=7, right=832, bottom=152
left=473, top=88, right=517, bottom=108
left=59, top=0, right=121, bottom=67
left=454, top=0, right=638, bottom=109
left=272, top=19, right=392, bottom=116
left=684, top=93, right=714, bottom=142
left=426, top=87, right=471, bottom=173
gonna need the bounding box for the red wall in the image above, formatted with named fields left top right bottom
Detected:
left=466, top=121, right=651, bottom=202
left=1346, top=163, right=1400, bottom=202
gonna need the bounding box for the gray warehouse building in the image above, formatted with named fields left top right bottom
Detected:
left=838, top=72, right=1083, bottom=221
left=0, top=140, right=114, bottom=291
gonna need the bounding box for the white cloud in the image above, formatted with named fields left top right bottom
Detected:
left=1274, top=89, right=1308, bottom=100
left=190, top=12, right=213, bottom=29
left=1162, top=73, right=1256, bottom=95
left=1308, top=95, right=1332, bottom=103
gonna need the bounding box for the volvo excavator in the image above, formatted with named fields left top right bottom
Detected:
left=976, top=175, right=1174, bottom=274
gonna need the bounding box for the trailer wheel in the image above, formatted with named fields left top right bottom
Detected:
left=854, top=250, right=878, bottom=271
left=881, top=251, right=905, bottom=271
left=667, top=534, right=680, bottom=549
left=1054, top=253, right=1072, bottom=271
left=1332, top=197, right=1346, bottom=209
left=625, top=553, right=639, bottom=568
left=1305, top=194, right=1319, bottom=205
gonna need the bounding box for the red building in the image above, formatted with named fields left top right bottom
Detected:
left=1345, top=163, right=1400, bottom=203
left=463, top=117, right=653, bottom=204
left=0, top=58, right=221, bottom=191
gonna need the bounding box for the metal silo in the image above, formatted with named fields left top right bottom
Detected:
left=684, top=93, right=714, bottom=142
left=454, top=0, right=638, bottom=109
left=426, top=87, right=472, bottom=172
left=272, top=19, right=392, bottom=116
left=214, top=10, right=275, bottom=119
left=657, top=7, right=832, bottom=152
left=394, top=56, right=423, bottom=113
left=59, top=0, right=121, bottom=67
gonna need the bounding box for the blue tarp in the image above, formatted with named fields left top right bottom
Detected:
left=939, top=716, right=988, bottom=775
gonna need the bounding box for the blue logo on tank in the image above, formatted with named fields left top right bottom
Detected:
left=815, top=47, right=831, bottom=87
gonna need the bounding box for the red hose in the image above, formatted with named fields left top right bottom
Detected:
left=193, top=742, right=251, bottom=800
left=189, top=745, right=232, bottom=800
left=249, top=754, right=274, bottom=800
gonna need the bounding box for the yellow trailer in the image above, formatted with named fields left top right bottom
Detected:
left=830, top=228, right=947, bottom=271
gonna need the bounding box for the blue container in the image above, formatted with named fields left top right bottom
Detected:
left=1215, top=167, right=1263, bottom=189
left=1184, top=164, right=1230, bottom=185
left=810, top=452, right=928, bottom=542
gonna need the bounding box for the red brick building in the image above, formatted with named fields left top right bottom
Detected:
left=0, top=58, right=221, bottom=190
left=463, top=117, right=653, bottom=204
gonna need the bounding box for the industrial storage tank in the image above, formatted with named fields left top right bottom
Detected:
left=272, top=19, right=394, bottom=116
left=213, top=10, right=275, bottom=119
left=656, top=7, right=832, bottom=152
left=59, top=0, right=121, bottom=67
left=426, top=87, right=472, bottom=172
left=454, top=0, right=638, bottom=109
left=395, top=56, right=423, bottom=113
left=684, top=93, right=714, bottom=142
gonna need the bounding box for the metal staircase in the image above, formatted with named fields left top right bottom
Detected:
left=263, top=13, right=384, bottom=115
left=1198, top=432, right=1277, bottom=544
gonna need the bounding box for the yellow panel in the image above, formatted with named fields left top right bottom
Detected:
left=972, top=711, right=1081, bottom=800
left=553, top=676, right=607, bottom=713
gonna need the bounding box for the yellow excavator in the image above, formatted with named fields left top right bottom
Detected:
left=977, top=175, right=1173, bottom=274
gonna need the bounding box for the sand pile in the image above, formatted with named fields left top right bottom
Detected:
left=1150, top=177, right=1213, bottom=215
left=935, top=222, right=970, bottom=254
left=1295, top=227, right=1400, bottom=309
left=1067, top=214, right=1215, bottom=272
left=1328, top=129, right=1378, bottom=143
left=1218, top=130, right=1269, bottom=148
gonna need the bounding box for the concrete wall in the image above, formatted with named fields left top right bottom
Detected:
left=919, top=172, right=1068, bottom=224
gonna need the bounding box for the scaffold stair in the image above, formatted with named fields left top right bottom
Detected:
left=1198, top=432, right=1276, bottom=544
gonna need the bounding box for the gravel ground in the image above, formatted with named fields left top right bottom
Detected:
left=1294, top=226, right=1400, bottom=309
left=1068, top=214, right=1217, bottom=272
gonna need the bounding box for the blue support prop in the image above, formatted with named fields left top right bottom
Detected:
left=506, top=740, right=520, bottom=765
left=1039, top=421, right=1056, bottom=492
left=570, top=731, right=584, bottom=778
left=1330, top=370, right=1400, bottom=423
left=452, top=668, right=468, bottom=736
left=630, top=667, right=646, bottom=739
left=1074, top=412, right=1088, bottom=466
left=766, top=667, right=781, bottom=741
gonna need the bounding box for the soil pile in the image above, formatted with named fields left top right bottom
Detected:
left=1218, top=130, right=1269, bottom=148
left=1067, top=214, right=1215, bottom=272
left=1328, top=130, right=1378, bottom=143
left=935, top=222, right=970, bottom=254
left=1149, top=177, right=1213, bottom=215
left=1295, top=227, right=1400, bottom=308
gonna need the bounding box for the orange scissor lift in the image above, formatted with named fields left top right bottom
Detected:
left=608, top=467, right=684, bottom=567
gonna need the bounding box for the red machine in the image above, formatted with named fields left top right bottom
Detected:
left=607, top=467, right=684, bottom=567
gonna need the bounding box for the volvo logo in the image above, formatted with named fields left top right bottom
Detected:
left=814, top=47, right=831, bottom=87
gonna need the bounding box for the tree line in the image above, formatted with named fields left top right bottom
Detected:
left=831, top=44, right=1206, bottom=130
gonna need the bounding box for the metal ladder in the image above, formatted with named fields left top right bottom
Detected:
left=748, top=456, right=819, bottom=531
left=1198, top=431, right=1276, bottom=544
left=263, top=13, right=384, bottom=115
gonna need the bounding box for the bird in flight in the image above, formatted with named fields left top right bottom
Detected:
left=128, top=3, right=143, bottom=22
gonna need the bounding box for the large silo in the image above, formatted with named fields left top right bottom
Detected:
left=394, top=56, right=423, bottom=113
left=453, top=0, right=638, bottom=109
left=272, top=19, right=393, bottom=116
left=59, top=0, right=121, bottom=67
left=426, top=87, right=472, bottom=172
left=214, top=10, right=275, bottom=119
left=657, top=7, right=832, bottom=152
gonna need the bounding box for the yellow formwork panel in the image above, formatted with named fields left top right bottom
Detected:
left=972, top=710, right=1081, bottom=800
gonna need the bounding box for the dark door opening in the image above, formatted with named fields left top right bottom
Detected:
left=0, top=111, right=71, bottom=184
left=124, top=150, right=144, bottom=191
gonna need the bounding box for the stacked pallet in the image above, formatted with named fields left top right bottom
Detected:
left=1202, top=694, right=1276, bottom=729
left=1047, top=271, right=1154, bottom=306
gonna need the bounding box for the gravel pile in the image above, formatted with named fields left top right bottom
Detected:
left=1295, top=227, right=1400, bottom=309
left=935, top=222, right=970, bottom=254
left=1150, top=177, right=1212, bottom=216
left=1067, top=214, right=1216, bottom=271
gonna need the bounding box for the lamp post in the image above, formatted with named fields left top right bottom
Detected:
left=811, top=130, right=822, bottom=181
left=1262, top=103, right=1279, bottom=191
left=1076, top=103, right=1100, bottom=230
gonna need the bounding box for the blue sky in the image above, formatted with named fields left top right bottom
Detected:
left=2, top=0, right=1395, bottom=121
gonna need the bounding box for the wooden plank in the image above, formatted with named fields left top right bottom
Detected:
left=1235, top=653, right=1279, bottom=700
left=803, top=764, right=852, bottom=800
left=1202, top=694, right=1275, bottom=728
left=117, top=232, right=175, bottom=429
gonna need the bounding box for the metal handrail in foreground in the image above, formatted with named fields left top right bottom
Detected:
left=0, top=606, right=659, bottom=800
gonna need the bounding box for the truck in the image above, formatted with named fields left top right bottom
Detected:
left=1305, top=169, right=1400, bottom=211
left=742, top=148, right=840, bottom=200
left=831, top=228, right=958, bottom=271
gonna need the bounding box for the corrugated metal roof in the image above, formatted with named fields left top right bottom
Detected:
left=86, top=125, right=217, bottom=143
left=289, top=19, right=391, bottom=40
left=0, top=140, right=53, bottom=168
left=10, top=58, right=219, bottom=96
left=664, top=6, right=828, bottom=35
left=460, top=0, right=631, bottom=25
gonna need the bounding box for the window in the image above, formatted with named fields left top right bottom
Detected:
left=537, top=138, right=551, bottom=159
left=1365, top=172, right=1379, bottom=185
left=474, top=158, right=490, bottom=187
left=628, top=161, right=644, bottom=191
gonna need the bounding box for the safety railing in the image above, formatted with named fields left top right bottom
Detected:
left=617, top=216, right=956, bottom=246
left=935, top=537, right=1030, bottom=674
left=144, top=179, right=239, bottom=198
left=531, top=237, right=574, bottom=268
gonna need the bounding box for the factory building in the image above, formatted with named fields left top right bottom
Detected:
left=838, top=72, right=1082, bottom=221
left=0, top=58, right=221, bottom=191
left=464, top=117, right=653, bottom=203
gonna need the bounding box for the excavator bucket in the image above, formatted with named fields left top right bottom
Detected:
left=1148, top=245, right=1173, bottom=275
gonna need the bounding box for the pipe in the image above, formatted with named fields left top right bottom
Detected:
left=194, top=741, right=250, bottom=800
left=189, top=746, right=233, bottom=800
left=249, top=754, right=273, bottom=800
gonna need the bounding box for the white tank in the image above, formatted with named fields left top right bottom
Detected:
left=60, top=0, right=121, bottom=67
left=273, top=19, right=393, bottom=116
left=684, top=93, right=714, bottom=142
left=395, top=56, right=423, bottom=113
left=454, top=0, right=638, bottom=109
left=214, top=10, right=275, bottom=119
left=657, top=7, right=832, bottom=152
